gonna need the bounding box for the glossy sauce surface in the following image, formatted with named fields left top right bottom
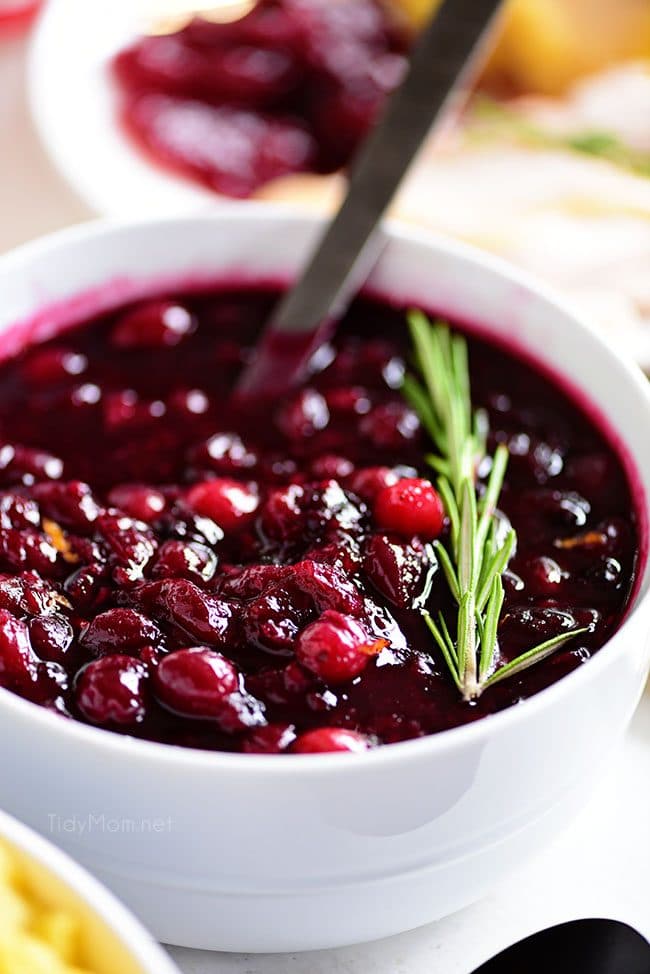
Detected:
left=0, top=288, right=638, bottom=752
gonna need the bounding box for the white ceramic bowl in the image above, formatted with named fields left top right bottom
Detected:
left=0, top=807, right=180, bottom=973
left=0, top=211, right=648, bottom=953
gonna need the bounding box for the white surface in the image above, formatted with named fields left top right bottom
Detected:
left=1, top=28, right=649, bottom=974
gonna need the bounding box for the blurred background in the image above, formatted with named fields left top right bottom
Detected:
left=1, top=0, right=649, bottom=359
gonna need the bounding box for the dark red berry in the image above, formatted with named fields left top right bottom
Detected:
left=32, top=480, right=100, bottom=528
left=186, top=479, right=258, bottom=530
left=126, top=578, right=232, bottom=646
left=0, top=445, right=64, bottom=485
left=111, top=301, right=196, bottom=349
left=81, top=608, right=162, bottom=657
left=76, top=655, right=148, bottom=725
left=189, top=432, right=258, bottom=476
left=244, top=585, right=309, bottom=656
left=260, top=484, right=305, bottom=541
left=363, top=534, right=427, bottom=609
left=153, top=646, right=239, bottom=719
left=277, top=389, right=329, bottom=440
left=347, top=465, right=398, bottom=502
left=359, top=402, right=419, bottom=450
left=21, top=347, right=87, bottom=384
left=28, top=613, right=74, bottom=663
left=152, top=539, right=217, bottom=583
left=292, top=728, right=371, bottom=754
left=0, top=608, right=39, bottom=691
left=309, top=455, right=354, bottom=481
left=291, top=560, right=364, bottom=616
left=97, top=513, right=156, bottom=580
left=108, top=484, right=166, bottom=522
left=242, top=723, right=296, bottom=754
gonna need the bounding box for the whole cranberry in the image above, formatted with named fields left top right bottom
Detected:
left=153, top=646, right=239, bottom=719
left=260, top=484, right=305, bottom=541
left=0, top=609, right=39, bottom=691
left=309, top=455, right=354, bottom=481
left=325, top=386, right=371, bottom=416
left=292, top=728, right=371, bottom=754
left=152, top=539, right=217, bottom=584
left=81, top=608, right=162, bottom=657
left=189, top=432, right=258, bottom=476
left=21, top=347, right=87, bottom=384
left=111, top=300, right=196, bottom=348
left=0, top=528, right=61, bottom=577
left=32, top=480, right=100, bottom=528
left=277, top=389, right=329, bottom=439
left=347, top=465, right=398, bottom=503
left=0, top=494, right=40, bottom=530
left=295, top=610, right=385, bottom=684
left=186, top=479, right=258, bottom=531
left=29, top=613, right=74, bottom=663
left=108, top=484, right=166, bottom=522
left=64, top=564, right=107, bottom=612
left=242, top=723, right=296, bottom=754
left=374, top=478, right=444, bottom=539
left=521, top=555, right=568, bottom=596
left=2, top=445, right=64, bottom=485
left=359, top=402, right=419, bottom=450
left=76, top=655, right=148, bottom=725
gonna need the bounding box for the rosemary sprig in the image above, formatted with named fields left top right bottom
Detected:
left=404, top=311, right=587, bottom=701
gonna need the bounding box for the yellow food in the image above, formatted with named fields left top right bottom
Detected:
left=486, top=0, right=650, bottom=95
left=0, top=840, right=92, bottom=974
left=390, top=0, right=650, bottom=95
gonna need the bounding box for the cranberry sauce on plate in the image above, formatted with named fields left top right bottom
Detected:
left=0, top=288, right=638, bottom=752
left=112, top=0, right=408, bottom=197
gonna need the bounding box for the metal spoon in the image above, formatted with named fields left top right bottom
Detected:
left=236, top=0, right=505, bottom=399
left=471, top=919, right=650, bottom=974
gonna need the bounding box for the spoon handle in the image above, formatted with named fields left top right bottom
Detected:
left=237, top=0, right=504, bottom=396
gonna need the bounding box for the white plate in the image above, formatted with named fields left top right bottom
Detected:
left=29, top=0, right=230, bottom=217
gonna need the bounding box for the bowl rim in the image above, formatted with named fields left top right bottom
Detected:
left=0, top=806, right=180, bottom=973
left=0, top=207, right=649, bottom=776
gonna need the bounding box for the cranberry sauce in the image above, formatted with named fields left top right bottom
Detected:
left=112, top=0, right=408, bottom=197
left=0, top=288, right=638, bottom=753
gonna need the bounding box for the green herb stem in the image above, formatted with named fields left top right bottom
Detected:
left=404, top=312, right=587, bottom=701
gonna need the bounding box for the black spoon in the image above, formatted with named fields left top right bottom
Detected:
left=471, top=919, right=650, bottom=974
